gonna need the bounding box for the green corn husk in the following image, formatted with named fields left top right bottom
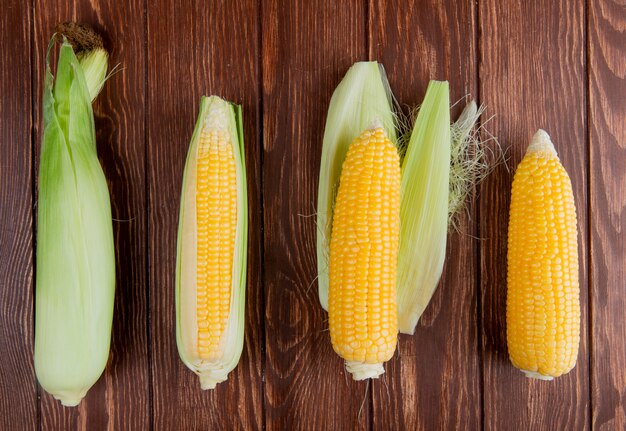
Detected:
left=176, top=96, right=248, bottom=389
left=316, top=61, right=397, bottom=310
left=396, top=81, right=450, bottom=334
left=398, top=95, right=496, bottom=333
left=317, top=63, right=496, bottom=336
left=35, top=35, right=114, bottom=406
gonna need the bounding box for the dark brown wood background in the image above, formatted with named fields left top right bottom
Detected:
left=1, top=0, right=624, bottom=429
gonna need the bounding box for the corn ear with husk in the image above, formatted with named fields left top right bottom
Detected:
left=176, top=96, right=248, bottom=389
left=35, top=32, right=114, bottom=407
left=316, top=61, right=397, bottom=311
left=316, top=63, right=497, bottom=358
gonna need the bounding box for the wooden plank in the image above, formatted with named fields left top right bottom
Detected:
left=368, top=0, right=481, bottom=429
left=0, top=0, right=36, bottom=429
left=261, top=1, right=369, bottom=429
left=32, top=1, right=149, bottom=429
left=479, top=1, right=589, bottom=429
left=147, top=1, right=263, bottom=429
left=588, top=1, right=626, bottom=429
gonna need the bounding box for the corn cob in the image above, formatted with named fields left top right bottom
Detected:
left=506, top=129, right=579, bottom=380
left=35, top=31, right=113, bottom=407
left=317, top=61, right=397, bottom=312
left=329, top=125, right=400, bottom=380
left=176, top=96, right=248, bottom=389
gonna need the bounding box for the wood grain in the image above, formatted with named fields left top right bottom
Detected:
left=147, top=0, right=264, bottom=429
left=478, top=1, right=590, bottom=429
left=32, top=1, right=149, bottom=428
left=589, top=1, right=626, bottom=429
left=3, top=1, right=626, bottom=429
left=0, top=0, right=36, bottom=429
left=261, top=1, right=370, bottom=429
left=368, top=0, right=481, bottom=429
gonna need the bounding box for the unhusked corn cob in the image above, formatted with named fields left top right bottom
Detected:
left=329, top=125, right=400, bottom=380
left=177, top=96, right=247, bottom=389
left=35, top=30, right=113, bottom=408
left=506, top=129, right=579, bottom=380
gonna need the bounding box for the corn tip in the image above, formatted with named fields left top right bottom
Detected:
left=53, top=389, right=87, bottom=407
left=60, top=398, right=82, bottom=407
left=345, top=361, right=385, bottom=380
left=199, top=368, right=230, bottom=389
left=522, top=370, right=555, bottom=381
left=368, top=118, right=384, bottom=131
left=528, top=129, right=557, bottom=156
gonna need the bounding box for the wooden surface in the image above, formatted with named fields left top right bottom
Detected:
left=479, top=2, right=591, bottom=430
left=1, top=0, right=624, bottom=429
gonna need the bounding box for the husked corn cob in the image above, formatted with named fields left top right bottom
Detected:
left=177, top=96, right=247, bottom=389
left=506, top=129, right=579, bottom=380
left=329, top=125, right=400, bottom=380
left=194, top=111, right=237, bottom=361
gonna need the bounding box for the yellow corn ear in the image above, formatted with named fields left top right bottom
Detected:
left=176, top=96, right=248, bottom=389
left=506, top=129, right=580, bottom=380
left=329, top=125, right=400, bottom=380
left=194, top=111, right=237, bottom=361
left=317, top=61, right=397, bottom=312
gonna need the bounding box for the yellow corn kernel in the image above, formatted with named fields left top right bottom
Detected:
left=329, top=125, right=400, bottom=380
left=506, top=129, right=579, bottom=380
left=194, top=121, right=237, bottom=361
